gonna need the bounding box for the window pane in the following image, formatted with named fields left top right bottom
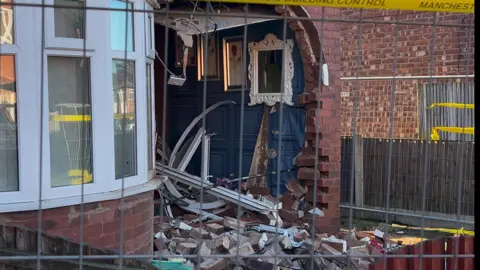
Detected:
left=0, top=0, right=14, bottom=44
left=54, top=0, right=85, bottom=39
left=110, top=0, right=134, bottom=52
left=0, top=55, right=18, bottom=192
left=112, top=59, right=137, bottom=179
left=146, top=64, right=152, bottom=170
left=48, top=57, right=93, bottom=188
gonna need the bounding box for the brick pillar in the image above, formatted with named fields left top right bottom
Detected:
left=297, top=7, right=342, bottom=233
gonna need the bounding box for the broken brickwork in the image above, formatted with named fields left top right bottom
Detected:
left=274, top=6, right=343, bottom=233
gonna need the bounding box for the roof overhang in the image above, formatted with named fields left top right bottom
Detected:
left=154, top=6, right=276, bottom=35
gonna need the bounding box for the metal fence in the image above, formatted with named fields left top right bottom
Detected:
left=340, top=136, right=475, bottom=230
left=0, top=1, right=475, bottom=270
left=418, top=82, right=475, bottom=141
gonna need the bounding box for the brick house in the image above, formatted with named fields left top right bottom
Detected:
left=0, top=0, right=343, bottom=255
left=340, top=10, right=475, bottom=139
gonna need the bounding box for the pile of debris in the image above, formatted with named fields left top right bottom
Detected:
left=152, top=102, right=404, bottom=269
left=152, top=214, right=404, bottom=270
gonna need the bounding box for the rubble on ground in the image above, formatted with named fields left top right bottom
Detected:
left=151, top=180, right=405, bottom=270
left=151, top=112, right=405, bottom=269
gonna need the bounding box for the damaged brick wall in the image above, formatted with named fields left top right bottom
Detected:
left=340, top=10, right=475, bottom=138
left=276, top=6, right=342, bottom=233
left=0, top=191, right=154, bottom=254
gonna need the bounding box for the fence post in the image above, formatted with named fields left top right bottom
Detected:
left=354, top=135, right=364, bottom=207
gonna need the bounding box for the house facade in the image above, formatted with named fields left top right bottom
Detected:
left=0, top=0, right=158, bottom=254
left=0, top=0, right=343, bottom=254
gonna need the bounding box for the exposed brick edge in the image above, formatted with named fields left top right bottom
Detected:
left=273, top=6, right=341, bottom=233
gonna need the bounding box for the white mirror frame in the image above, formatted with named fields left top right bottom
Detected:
left=247, top=33, right=294, bottom=106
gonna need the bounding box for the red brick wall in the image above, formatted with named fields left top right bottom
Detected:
left=0, top=191, right=154, bottom=255
left=285, top=6, right=342, bottom=233
left=340, top=10, right=475, bottom=138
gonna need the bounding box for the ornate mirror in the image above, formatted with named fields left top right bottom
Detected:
left=247, top=33, right=294, bottom=106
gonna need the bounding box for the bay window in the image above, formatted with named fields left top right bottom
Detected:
left=0, top=0, right=156, bottom=211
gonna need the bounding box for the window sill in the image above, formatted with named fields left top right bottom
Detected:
left=0, top=176, right=163, bottom=214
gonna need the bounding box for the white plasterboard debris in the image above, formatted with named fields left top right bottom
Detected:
left=167, top=75, right=186, bottom=86
left=322, top=63, right=329, bottom=86
left=321, top=236, right=347, bottom=253
left=373, top=229, right=384, bottom=239
left=155, top=232, right=167, bottom=239
left=260, top=196, right=282, bottom=210
left=177, top=32, right=193, bottom=47
left=168, top=258, right=186, bottom=262
left=274, top=211, right=284, bottom=227
left=359, top=237, right=371, bottom=243
left=269, top=106, right=276, bottom=114
left=258, top=233, right=268, bottom=250
left=309, top=207, right=325, bottom=217
left=178, top=222, right=192, bottom=231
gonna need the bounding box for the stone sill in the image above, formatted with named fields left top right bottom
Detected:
left=0, top=170, right=161, bottom=213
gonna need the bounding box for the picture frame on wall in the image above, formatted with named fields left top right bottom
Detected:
left=197, top=33, right=220, bottom=81
left=175, top=34, right=196, bottom=67
left=222, top=36, right=245, bottom=91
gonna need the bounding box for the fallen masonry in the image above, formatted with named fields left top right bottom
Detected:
left=151, top=215, right=407, bottom=270
left=150, top=173, right=407, bottom=270
left=152, top=127, right=406, bottom=269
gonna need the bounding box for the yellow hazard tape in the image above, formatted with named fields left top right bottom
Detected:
left=429, top=103, right=474, bottom=109
left=430, top=126, right=474, bottom=140
left=392, top=224, right=474, bottom=236
left=52, top=114, right=135, bottom=122
left=206, top=0, right=474, bottom=14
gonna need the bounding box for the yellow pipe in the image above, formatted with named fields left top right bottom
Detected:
left=429, top=103, right=474, bottom=109
left=430, top=127, right=474, bottom=141
left=391, top=224, right=474, bottom=236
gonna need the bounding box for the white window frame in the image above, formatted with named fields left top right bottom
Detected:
left=107, top=0, right=147, bottom=191
left=44, top=0, right=99, bottom=50
left=0, top=0, right=151, bottom=207
left=0, top=0, right=39, bottom=203
left=146, top=59, right=155, bottom=171
left=41, top=50, right=106, bottom=199
left=144, top=2, right=155, bottom=59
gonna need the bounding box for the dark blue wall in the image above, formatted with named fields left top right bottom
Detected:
left=167, top=20, right=305, bottom=196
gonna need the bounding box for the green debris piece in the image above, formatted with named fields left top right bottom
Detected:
left=151, top=260, right=192, bottom=270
